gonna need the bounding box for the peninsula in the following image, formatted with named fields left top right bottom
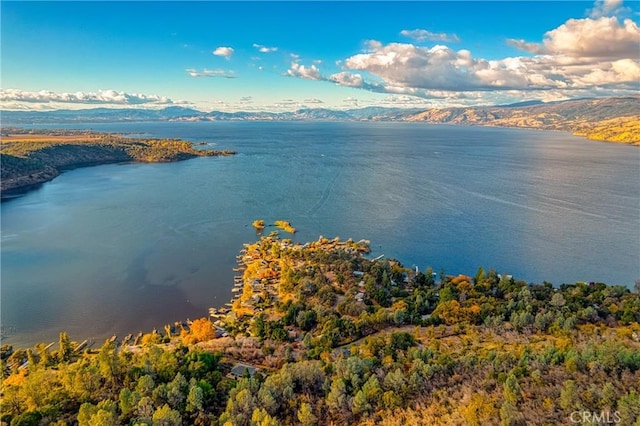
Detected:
left=2, top=232, right=639, bottom=425
left=0, top=128, right=235, bottom=195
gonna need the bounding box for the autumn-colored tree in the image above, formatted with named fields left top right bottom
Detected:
left=432, top=300, right=463, bottom=324
left=181, top=318, right=215, bottom=345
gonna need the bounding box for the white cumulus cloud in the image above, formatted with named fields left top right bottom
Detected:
left=282, top=1, right=639, bottom=105
left=286, top=62, right=322, bottom=80
left=329, top=72, right=364, bottom=87
left=542, top=17, right=640, bottom=59
left=508, top=16, right=640, bottom=60
left=213, top=46, right=234, bottom=59
left=588, top=0, right=630, bottom=18
left=0, top=89, right=180, bottom=105
left=344, top=42, right=533, bottom=91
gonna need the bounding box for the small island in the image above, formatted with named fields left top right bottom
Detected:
left=0, top=128, right=236, bottom=196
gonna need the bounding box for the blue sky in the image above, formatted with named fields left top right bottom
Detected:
left=1, top=1, right=638, bottom=111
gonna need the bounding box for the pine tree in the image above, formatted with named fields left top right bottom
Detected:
left=297, top=402, right=318, bottom=426
left=57, top=332, right=73, bottom=362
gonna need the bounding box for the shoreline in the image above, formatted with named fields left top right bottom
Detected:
left=0, top=128, right=236, bottom=197
left=4, top=115, right=639, bottom=145
left=4, top=230, right=636, bottom=351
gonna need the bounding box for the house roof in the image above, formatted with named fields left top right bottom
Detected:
left=230, top=363, right=257, bottom=378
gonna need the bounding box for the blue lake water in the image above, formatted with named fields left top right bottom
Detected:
left=2, top=121, right=639, bottom=346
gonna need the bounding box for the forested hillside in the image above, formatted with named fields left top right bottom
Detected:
left=2, top=234, right=639, bottom=425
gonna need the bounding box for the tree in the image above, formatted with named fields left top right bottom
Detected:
left=600, top=382, right=616, bottom=408
left=296, top=310, right=317, bottom=332
left=78, top=401, right=118, bottom=426
left=352, top=390, right=371, bottom=415
left=57, top=332, right=73, bottom=363
left=392, top=309, right=406, bottom=325
left=257, top=385, right=278, bottom=415
left=119, top=388, right=140, bottom=416
left=26, top=349, right=37, bottom=371
left=327, top=378, right=348, bottom=414
left=499, top=400, right=522, bottom=426
left=362, top=375, right=382, bottom=403
left=382, top=390, right=402, bottom=410
left=223, top=386, right=258, bottom=426
left=152, top=404, right=182, bottom=426
left=182, top=318, right=215, bottom=345
left=166, top=372, right=187, bottom=410
left=432, top=300, right=462, bottom=324
left=9, top=412, right=42, bottom=426
left=383, top=369, right=407, bottom=397
left=560, top=380, right=579, bottom=411
left=617, top=389, right=640, bottom=425
left=251, top=408, right=279, bottom=426
left=297, top=402, right=318, bottom=426
left=474, top=266, right=486, bottom=286
left=87, top=409, right=118, bottom=426
left=137, top=396, right=155, bottom=421
left=550, top=293, right=566, bottom=309
left=503, top=374, right=521, bottom=404
left=34, top=344, right=52, bottom=368
left=424, top=267, right=436, bottom=287
left=186, top=385, right=204, bottom=413
left=152, top=383, right=168, bottom=407
left=136, top=375, right=155, bottom=397
left=97, top=341, right=121, bottom=386
left=389, top=332, right=415, bottom=352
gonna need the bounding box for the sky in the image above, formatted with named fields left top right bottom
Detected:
left=1, top=1, right=639, bottom=112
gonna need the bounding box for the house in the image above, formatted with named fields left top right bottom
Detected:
left=229, top=363, right=257, bottom=379
left=331, top=347, right=351, bottom=359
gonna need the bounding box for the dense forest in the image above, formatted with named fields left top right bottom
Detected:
left=2, top=233, right=639, bottom=425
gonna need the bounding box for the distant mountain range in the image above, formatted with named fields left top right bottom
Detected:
left=2, top=96, right=639, bottom=143
left=0, top=105, right=420, bottom=123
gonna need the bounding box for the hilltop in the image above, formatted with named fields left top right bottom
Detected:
left=403, top=96, right=640, bottom=145
left=0, top=128, right=235, bottom=195
left=2, top=96, right=639, bottom=144
left=2, top=232, right=639, bottom=425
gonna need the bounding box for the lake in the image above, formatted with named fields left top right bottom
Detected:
left=2, top=121, right=638, bottom=346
